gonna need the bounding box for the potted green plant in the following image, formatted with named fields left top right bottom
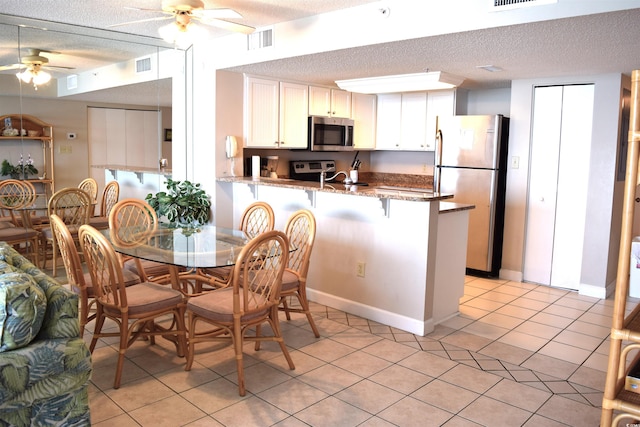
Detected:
left=145, top=178, right=211, bottom=231
left=1, top=155, right=38, bottom=179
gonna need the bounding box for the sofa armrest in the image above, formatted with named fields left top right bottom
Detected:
left=0, top=242, right=80, bottom=339
left=38, top=285, right=80, bottom=340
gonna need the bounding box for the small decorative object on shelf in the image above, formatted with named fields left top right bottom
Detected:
left=145, top=178, right=211, bottom=232
left=1, top=154, right=39, bottom=179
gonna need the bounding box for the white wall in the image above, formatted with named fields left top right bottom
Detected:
left=505, top=73, right=624, bottom=296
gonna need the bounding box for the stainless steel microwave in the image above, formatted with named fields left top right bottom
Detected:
left=308, top=116, right=354, bottom=151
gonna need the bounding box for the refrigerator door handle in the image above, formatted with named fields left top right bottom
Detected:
left=434, top=129, right=443, bottom=193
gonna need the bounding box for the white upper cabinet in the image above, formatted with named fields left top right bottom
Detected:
left=426, top=90, right=456, bottom=150
left=279, top=81, right=309, bottom=149
left=351, top=93, right=377, bottom=150
left=309, top=86, right=352, bottom=118
left=245, top=76, right=308, bottom=149
left=375, top=93, right=402, bottom=150
left=376, top=90, right=455, bottom=151
left=400, top=92, right=428, bottom=151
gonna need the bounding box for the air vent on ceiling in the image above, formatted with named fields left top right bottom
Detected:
left=491, top=0, right=557, bottom=11
left=248, top=28, right=273, bottom=51
left=136, top=57, right=152, bottom=74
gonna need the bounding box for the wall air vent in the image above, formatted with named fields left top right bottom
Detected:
left=491, top=0, right=557, bottom=11
left=136, top=57, right=152, bottom=74
left=248, top=28, right=273, bottom=51
left=67, top=74, right=78, bottom=90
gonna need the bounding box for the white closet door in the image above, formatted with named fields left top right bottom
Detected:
left=550, top=85, right=594, bottom=288
left=524, top=86, right=563, bottom=285
left=523, top=84, right=594, bottom=289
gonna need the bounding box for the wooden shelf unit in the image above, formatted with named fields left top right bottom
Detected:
left=602, top=70, right=640, bottom=425
left=0, top=114, right=55, bottom=200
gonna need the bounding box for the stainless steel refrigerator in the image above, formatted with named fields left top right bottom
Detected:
left=434, top=114, right=509, bottom=277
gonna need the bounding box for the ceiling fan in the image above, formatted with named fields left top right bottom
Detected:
left=0, top=49, right=74, bottom=89
left=112, top=0, right=255, bottom=46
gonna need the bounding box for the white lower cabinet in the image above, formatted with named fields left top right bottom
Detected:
left=376, top=90, right=455, bottom=151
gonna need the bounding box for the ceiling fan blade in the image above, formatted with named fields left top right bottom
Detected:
left=43, top=65, right=75, bottom=70
left=124, top=6, right=165, bottom=13
left=108, top=16, right=173, bottom=28
left=195, top=8, right=242, bottom=19
left=0, top=64, right=22, bottom=72
left=199, top=18, right=255, bottom=34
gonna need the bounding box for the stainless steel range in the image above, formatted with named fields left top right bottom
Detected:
left=289, top=160, right=336, bottom=181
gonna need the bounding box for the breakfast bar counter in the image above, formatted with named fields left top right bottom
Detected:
left=218, top=177, right=473, bottom=335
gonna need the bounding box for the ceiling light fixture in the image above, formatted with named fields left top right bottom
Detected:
left=335, top=71, right=465, bottom=94
left=16, top=64, right=51, bottom=90
left=158, top=10, right=208, bottom=48
left=476, top=65, right=503, bottom=72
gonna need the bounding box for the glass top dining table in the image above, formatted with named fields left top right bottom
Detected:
left=101, top=224, right=250, bottom=270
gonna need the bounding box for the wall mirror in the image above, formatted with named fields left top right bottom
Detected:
left=0, top=14, right=187, bottom=202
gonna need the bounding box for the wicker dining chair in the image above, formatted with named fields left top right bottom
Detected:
left=203, top=201, right=275, bottom=285
left=185, top=230, right=294, bottom=396
left=109, top=198, right=172, bottom=283
left=79, top=224, right=187, bottom=389
left=88, top=180, right=119, bottom=230
left=278, top=209, right=320, bottom=337
left=0, top=179, right=40, bottom=264
left=50, top=214, right=140, bottom=337
left=40, top=187, right=92, bottom=276
left=78, top=177, right=98, bottom=204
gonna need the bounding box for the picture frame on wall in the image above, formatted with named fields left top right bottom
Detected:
left=164, top=128, right=172, bottom=142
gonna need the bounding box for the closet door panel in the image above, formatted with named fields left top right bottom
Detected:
left=523, top=86, right=563, bottom=285
left=550, top=84, right=594, bottom=288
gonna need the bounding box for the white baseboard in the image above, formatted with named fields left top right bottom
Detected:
left=499, top=269, right=523, bottom=282
left=579, top=282, right=608, bottom=299
left=307, top=288, right=434, bottom=336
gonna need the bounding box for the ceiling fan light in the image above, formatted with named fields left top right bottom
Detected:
left=16, top=70, right=33, bottom=83
left=159, top=20, right=205, bottom=48
left=336, top=71, right=465, bottom=94
left=33, top=70, right=51, bottom=85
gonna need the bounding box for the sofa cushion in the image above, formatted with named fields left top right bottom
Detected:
left=0, top=261, right=16, bottom=275
left=0, top=272, right=47, bottom=352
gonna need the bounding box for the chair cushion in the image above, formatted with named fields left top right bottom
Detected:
left=280, top=269, right=300, bottom=293
left=0, top=227, right=39, bottom=240
left=0, top=272, right=47, bottom=352
left=125, top=259, right=171, bottom=277
left=103, top=282, right=183, bottom=317
left=77, top=268, right=141, bottom=297
left=187, top=287, right=268, bottom=323
left=88, top=215, right=109, bottom=230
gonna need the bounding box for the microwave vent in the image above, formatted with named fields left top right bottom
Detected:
left=491, top=0, right=557, bottom=11
left=248, top=28, right=273, bottom=50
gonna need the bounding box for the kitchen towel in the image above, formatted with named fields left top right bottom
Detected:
left=252, top=156, right=260, bottom=180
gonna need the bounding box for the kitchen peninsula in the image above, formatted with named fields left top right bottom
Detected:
left=92, top=164, right=171, bottom=200
left=218, top=176, right=473, bottom=335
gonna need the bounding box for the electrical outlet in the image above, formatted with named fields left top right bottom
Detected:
left=356, top=262, right=366, bottom=278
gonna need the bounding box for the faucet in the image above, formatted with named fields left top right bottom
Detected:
left=320, top=170, right=352, bottom=188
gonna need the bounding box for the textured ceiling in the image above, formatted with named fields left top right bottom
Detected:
left=1, top=1, right=640, bottom=106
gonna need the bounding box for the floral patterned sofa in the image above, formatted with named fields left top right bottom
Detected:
left=0, top=242, right=92, bottom=426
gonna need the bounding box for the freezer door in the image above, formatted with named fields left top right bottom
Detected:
left=439, top=167, right=498, bottom=272
left=436, top=115, right=502, bottom=169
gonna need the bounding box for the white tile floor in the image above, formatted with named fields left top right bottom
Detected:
left=73, top=274, right=625, bottom=426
